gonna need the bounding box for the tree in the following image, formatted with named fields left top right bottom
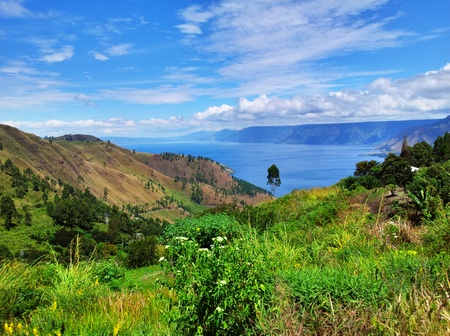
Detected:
left=126, top=236, right=158, bottom=268
left=410, top=141, right=434, bottom=167
left=381, top=153, right=414, bottom=195
left=400, top=135, right=411, bottom=162
left=267, top=164, right=281, bottom=196
left=0, top=195, right=17, bottom=230
left=433, top=132, right=450, bottom=163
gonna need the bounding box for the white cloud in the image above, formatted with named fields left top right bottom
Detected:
left=105, top=43, right=133, bottom=56
left=0, top=0, right=56, bottom=18
left=40, top=45, right=74, bottom=63
left=90, top=43, right=134, bottom=61
left=176, top=24, right=202, bottom=35
left=175, top=0, right=423, bottom=96
left=193, top=64, right=450, bottom=125
left=91, top=52, right=109, bottom=61
left=176, top=4, right=213, bottom=35
left=0, top=0, right=29, bottom=17
left=74, top=94, right=96, bottom=106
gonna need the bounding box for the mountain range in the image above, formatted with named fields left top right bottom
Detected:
left=199, top=117, right=450, bottom=149
left=109, top=115, right=450, bottom=152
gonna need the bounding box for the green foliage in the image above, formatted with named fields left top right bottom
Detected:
left=126, top=235, right=158, bottom=268
left=381, top=153, right=414, bottom=190
left=283, top=267, right=387, bottom=311
left=410, top=141, right=434, bottom=167
left=163, top=230, right=273, bottom=335
left=433, top=132, right=450, bottom=163
left=163, top=213, right=240, bottom=248
left=0, top=195, right=17, bottom=230
left=267, top=164, right=281, bottom=196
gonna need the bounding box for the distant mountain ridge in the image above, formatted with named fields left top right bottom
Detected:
left=200, top=119, right=440, bottom=146
left=108, top=115, right=450, bottom=151
left=377, top=115, right=450, bottom=151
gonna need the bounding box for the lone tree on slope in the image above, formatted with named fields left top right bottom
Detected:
left=267, top=164, right=281, bottom=197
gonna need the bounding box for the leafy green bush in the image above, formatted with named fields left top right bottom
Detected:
left=92, top=260, right=127, bottom=290
left=163, top=231, right=273, bottom=335
left=126, top=235, right=158, bottom=268
left=163, top=213, right=240, bottom=248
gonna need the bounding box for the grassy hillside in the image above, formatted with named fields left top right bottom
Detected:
left=0, top=124, right=270, bottom=221
left=1, top=185, right=450, bottom=335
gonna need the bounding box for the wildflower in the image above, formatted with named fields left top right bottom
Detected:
left=159, top=257, right=166, bottom=262
left=175, top=236, right=188, bottom=241
left=216, top=306, right=223, bottom=313
left=4, top=322, right=13, bottom=335
left=113, top=322, right=121, bottom=336
left=33, top=327, right=39, bottom=336
left=213, top=236, right=224, bottom=243
left=50, top=301, right=57, bottom=311
left=17, top=323, right=23, bottom=331
left=217, top=280, right=227, bottom=286
left=165, top=245, right=170, bottom=249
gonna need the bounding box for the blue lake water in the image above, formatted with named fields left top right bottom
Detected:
left=115, top=141, right=379, bottom=196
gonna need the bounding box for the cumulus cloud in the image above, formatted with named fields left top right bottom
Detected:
left=193, top=64, right=450, bottom=125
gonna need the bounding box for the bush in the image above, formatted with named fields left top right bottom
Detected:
left=162, top=231, right=273, bottom=335
left=163, top=213, right=240, bottom=248
left=126, top=235, right=158, bottom=268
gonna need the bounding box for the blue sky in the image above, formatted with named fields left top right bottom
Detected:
left=0, top=0, right=449, bottom=137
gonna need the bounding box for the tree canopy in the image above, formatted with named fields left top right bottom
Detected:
left=267, top=164, right=281, bottom=196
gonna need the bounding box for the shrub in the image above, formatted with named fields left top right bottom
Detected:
left=163, top=231, right=273, bottom=335
left=126, top=235, right=158, bottom=268
left=163, top=213, right=240, bottom=248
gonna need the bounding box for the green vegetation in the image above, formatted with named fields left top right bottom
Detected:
left=1, top=132, right=450, bottom=335
left=267, top=163, right=281, bottom=196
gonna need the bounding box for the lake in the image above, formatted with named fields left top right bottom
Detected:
left=115, top=141, right=379, bottom=196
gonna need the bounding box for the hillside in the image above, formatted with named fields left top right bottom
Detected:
left=377, top=115, right=450, bottom=151
left=198, top=119, right=439, bottom=145
left=0, top=124, right=270, bottom=220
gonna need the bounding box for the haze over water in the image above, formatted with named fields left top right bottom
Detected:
left=116, top=141, right=380, bottom=196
